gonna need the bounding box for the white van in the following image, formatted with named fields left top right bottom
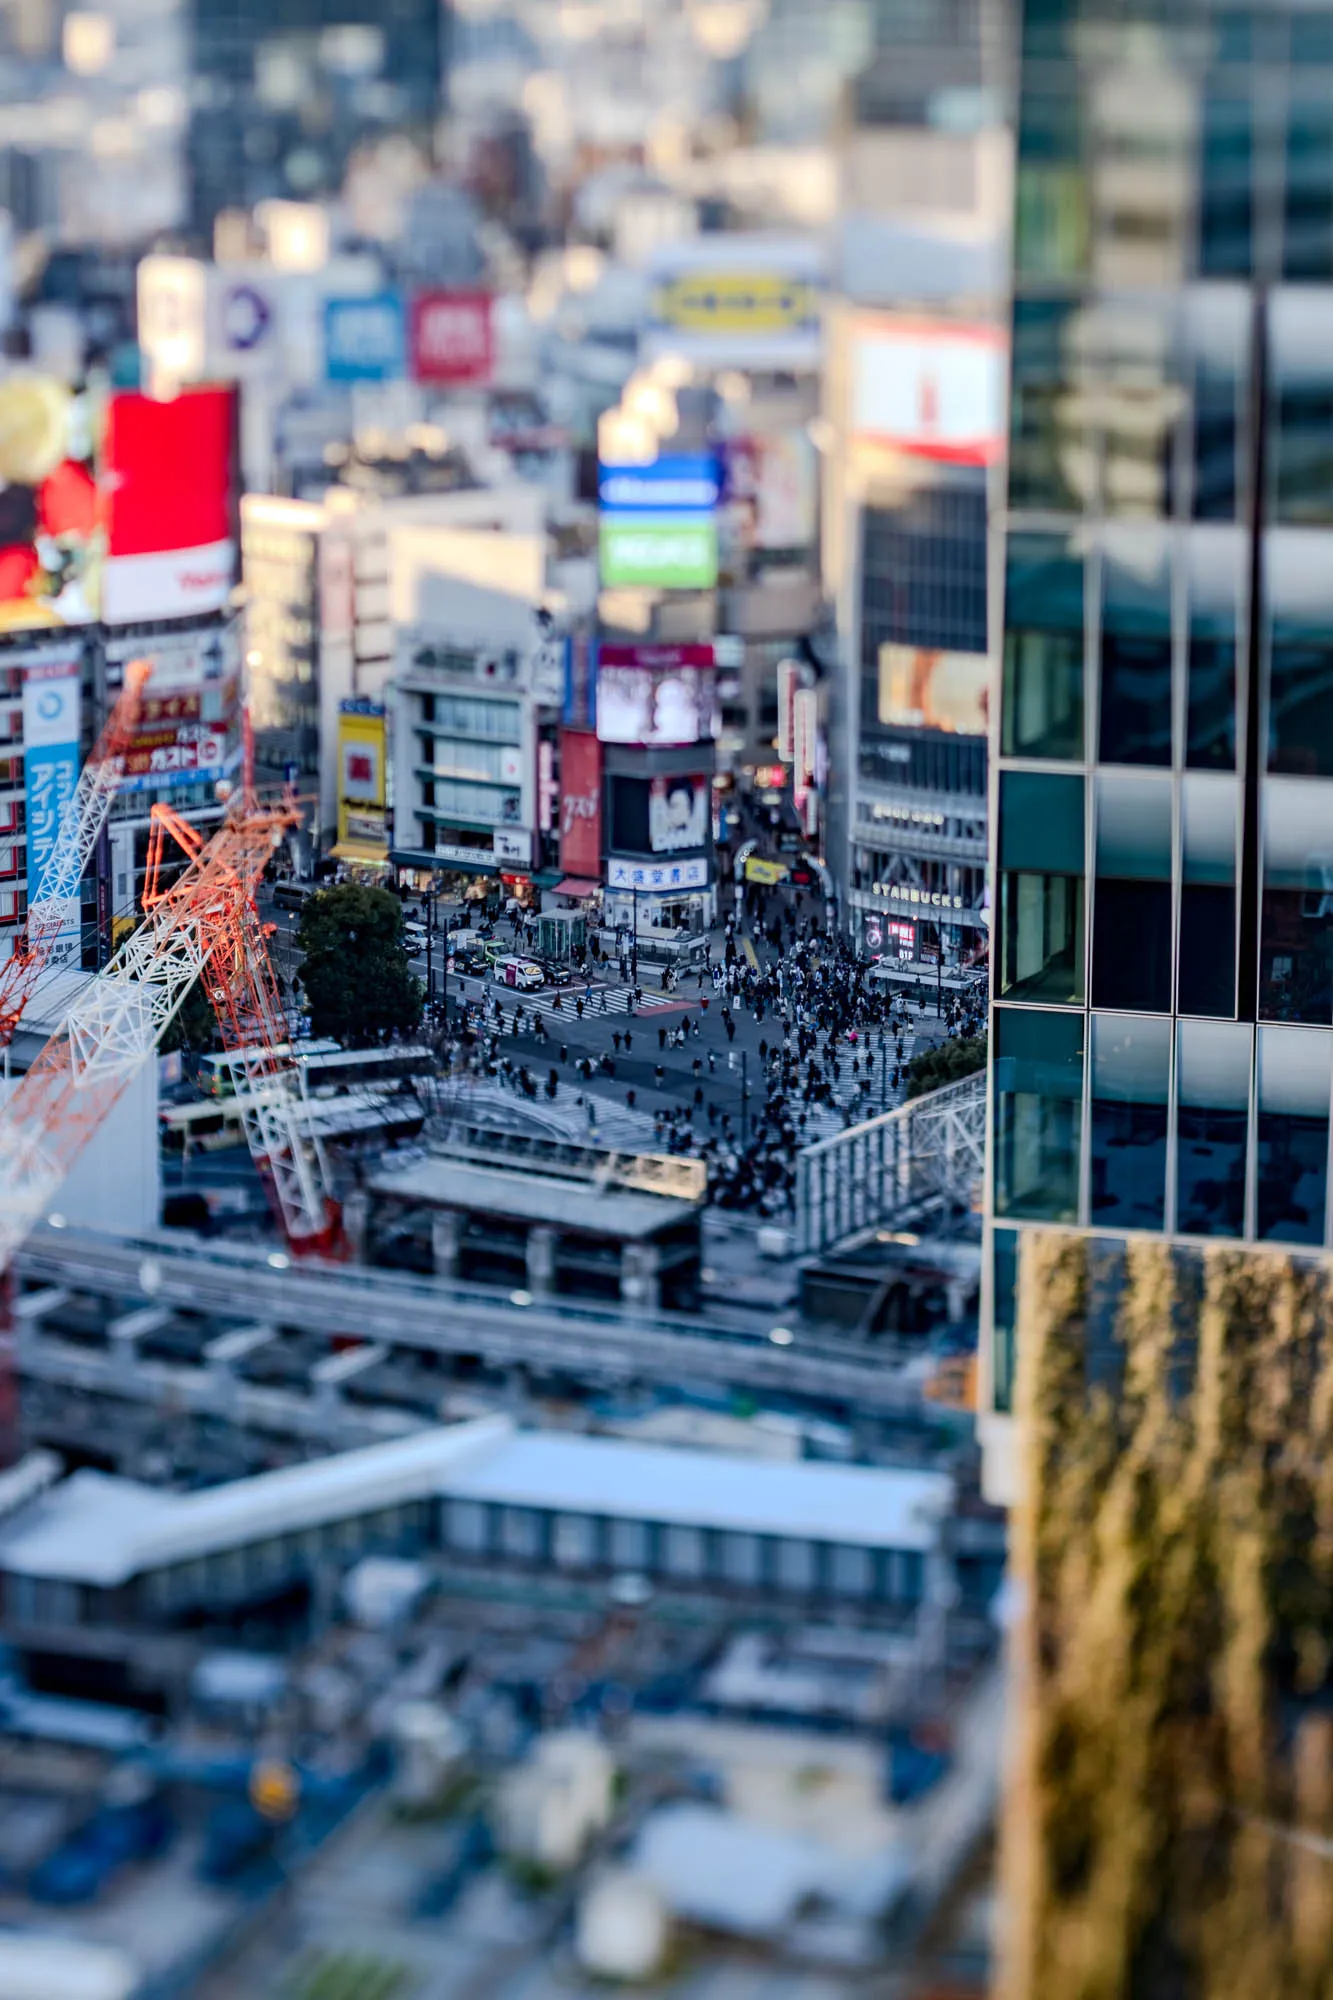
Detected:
left=495, top=957, right=544, bottom=992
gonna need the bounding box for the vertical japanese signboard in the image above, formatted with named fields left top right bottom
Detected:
left=558, top=729, right=602, bottom=881
left=23, top=654, right=82, bottom=962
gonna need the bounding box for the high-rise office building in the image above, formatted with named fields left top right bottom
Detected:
left=187, top=0, right=445, bottom=239
left=982, top=0, right=1333, bottom=1500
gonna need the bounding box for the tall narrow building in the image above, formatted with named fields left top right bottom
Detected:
left=983, top=0, right=1333, bottom=1500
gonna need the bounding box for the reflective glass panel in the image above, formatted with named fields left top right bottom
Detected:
left=1256, top=1026, right=1331, bottom=1243
left=1176, top=1019, right=1250, bottom=1237
left=1099, top=537, right=1173, bottom=765
left=1093, top=772, right=1173, bottom=1013
left=1090, top=1014, right=1170, bottom=1231
left=1001, top=534, right=1086, bottom=760
left=998, top=772, right=1086, bottom=1004
left=994, top=1007, right=1085, bottom=1223
left=1260, top=777, right=1333, bottom=1024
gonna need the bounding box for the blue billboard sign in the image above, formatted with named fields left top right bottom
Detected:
left=597, top=453, right=722, bottom=514
left=323, top=294, right=406, bottom=383
left=22, top=657, right=82, bottom=962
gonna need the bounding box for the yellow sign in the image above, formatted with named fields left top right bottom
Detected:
left=652, top=272, right=818, bottom=338
left=249, top=1758, right=299, bottom=1821
left=335, top=703, right=388, bottom=861
left=744, top=856, right=789, bottom=886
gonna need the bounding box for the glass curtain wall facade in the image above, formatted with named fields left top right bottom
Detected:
left=985, top=0, right=1333, bottom=1486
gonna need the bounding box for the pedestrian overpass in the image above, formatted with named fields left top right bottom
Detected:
left=793, top=1070, right=986, bottom=1256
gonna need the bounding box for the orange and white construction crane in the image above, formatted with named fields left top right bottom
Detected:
left=0, top=778, right=340, bottom=1280
left=143, top=800, right=342, bottom=1256
left=0, top=658, right=152, bottom=1048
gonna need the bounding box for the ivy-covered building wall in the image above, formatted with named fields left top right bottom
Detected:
left=1001, top=1233, right=1333, bottom=2000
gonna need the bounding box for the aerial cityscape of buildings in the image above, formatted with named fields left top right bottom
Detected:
left=0, top=1, right=1324, bottom=1996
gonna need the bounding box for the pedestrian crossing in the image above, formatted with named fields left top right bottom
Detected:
left=448, top=974, right=636, bottom=1026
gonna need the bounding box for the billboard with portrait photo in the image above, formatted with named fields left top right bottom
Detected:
left=649, top=774, right=709, bottom=854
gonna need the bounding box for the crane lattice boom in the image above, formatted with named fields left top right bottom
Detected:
left=0, top=795, right=297, bottom=1279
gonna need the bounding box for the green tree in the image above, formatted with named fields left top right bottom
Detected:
left=904, top=1033, right=986, bottom=1100
left=160, top=974, right=217, bottom=1056
left=295, top=884, right=423, bottom=1046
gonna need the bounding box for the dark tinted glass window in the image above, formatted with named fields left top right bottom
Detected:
left=993, top=1006, right=1085, bottom=1222
left=1256, top=1028, right=1330, bottom=1243
left=1200, top=93, right=1253, bottom=279
left=1002, top=534, right=1084, bottom=760
left=1089, top=1016, right=1169, bottom=1231
left=1284, top=101, right=1333, bottom=282
left=1186, top=634, right=1237, bottom=767
left=1099, top=552, right=1172, bottom=766
left=1093, top=774, right=1172, bottom=1013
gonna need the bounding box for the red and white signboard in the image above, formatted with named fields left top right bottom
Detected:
left=409, top=291, right=494, bottom=386
left=101, top=387, right=239, bottom=623
left=851, top=316, right=1006, bottom=467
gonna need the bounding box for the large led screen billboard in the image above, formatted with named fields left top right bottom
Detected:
left=595, top=643, right=717, bottom=748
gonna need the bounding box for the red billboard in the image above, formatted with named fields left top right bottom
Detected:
left=559, top=729, right=602, bottom=881
left=409, top=291, right=494, bottom=385
left=101, top=386, right=238, bottom=624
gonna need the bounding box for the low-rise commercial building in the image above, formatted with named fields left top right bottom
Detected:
left=0, top=1421, right=958, bottom=1696
left=362, top=1146, right=704, bottom=1312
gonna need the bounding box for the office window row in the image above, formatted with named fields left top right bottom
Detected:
left=1003, top=524, right=1333, bottom=776
left=440, top=1498, right=924, bottom=1606
left=860, top=485, right=988, bottom=661
left=1001, top=525, right=1249, bottom=768
left=993, top=1005, right=1333, bottom=1247
left=1015, top=42, right=1333, bottom=286
left=1012, top=288, right=1333, bottom=528
left=997, top=765, right=1333, bottom=1025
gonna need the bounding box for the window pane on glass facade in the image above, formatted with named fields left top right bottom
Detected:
left=991, top=1228, right=1019, bottom=1413
left=1001, top=534, right=1085, bottom=759
left=1260, top=778, right=1333, bottom=1024
left=999, top=772, right=1086, bottom=1002
left=1256, top=1026, right=1331, bottom=1242
left=1199, top=90, right=1253, bottom=278
left=1010, top=299, right=1084, bottom=512
left=1090, top=1014, right=1170, bottom=1230
left=1015, top=91, right=1089, bottom=280
left=1093, top=772, right=1173, bottom=1012
left=1185, top=526, right=1245, bottom=765
left=994, top=1006, right=1085, bottom=1221
left=1271, top=296, right=1333, bottom=528
left=1266, top=524, right=1333, bottom=776
left=1180, top=773, right=1239, bottom=1016
left=1176, top=1019, right=1250, bottom=1236
left=1283, top=100, right=1333, bottom=282
left=1099, top=540, right=1173, bottom=764
left=1000, top=872, right=1086, bottom=1004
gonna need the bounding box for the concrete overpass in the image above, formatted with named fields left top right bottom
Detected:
left=15, top=1224, right=939, bottom=1425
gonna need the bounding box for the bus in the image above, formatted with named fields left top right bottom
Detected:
left=197, top=1042, right=431, bottom=1098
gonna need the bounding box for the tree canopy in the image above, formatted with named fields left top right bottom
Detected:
left=295, top=884, right=423, bottom=1046
left=904, top=1033, right=986, bottom=1101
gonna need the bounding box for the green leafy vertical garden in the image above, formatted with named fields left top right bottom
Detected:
left=1000, top=1235, right=1333, bottom=2000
